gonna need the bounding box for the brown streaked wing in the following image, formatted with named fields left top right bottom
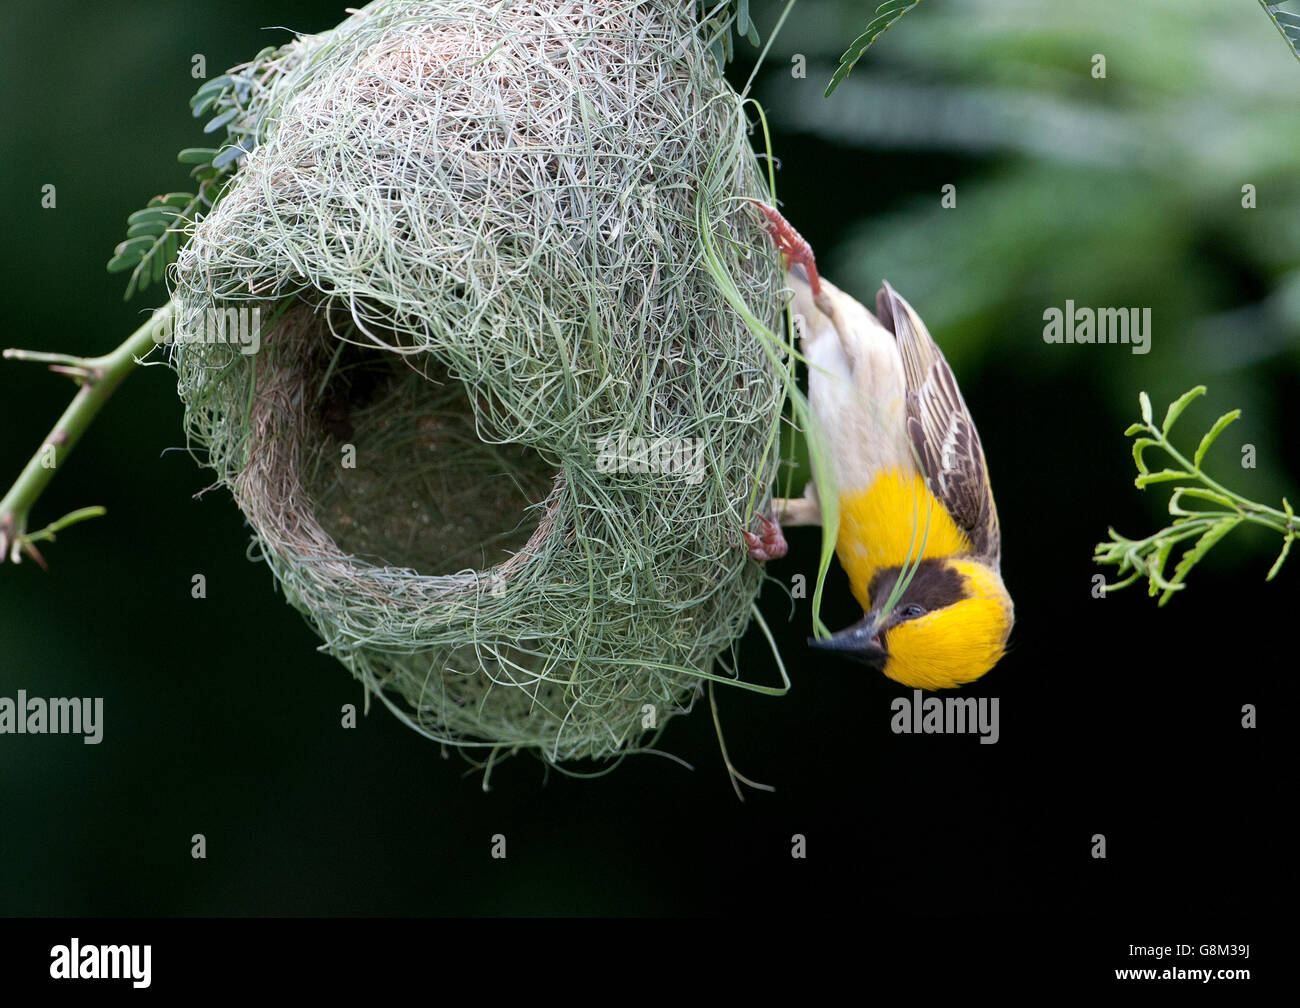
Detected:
left=876, top=281, right=1001, bottom=565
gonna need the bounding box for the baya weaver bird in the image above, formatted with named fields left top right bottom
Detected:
left=743, top=203, right=1013, bottom=690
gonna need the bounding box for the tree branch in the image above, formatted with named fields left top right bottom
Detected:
left=0, top=299, right=174, bottom=566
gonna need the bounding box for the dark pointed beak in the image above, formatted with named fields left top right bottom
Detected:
left=809, top=613, right=887, bottom=669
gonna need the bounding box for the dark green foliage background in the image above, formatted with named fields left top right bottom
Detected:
left=0, top=1, right=1291, bottom=917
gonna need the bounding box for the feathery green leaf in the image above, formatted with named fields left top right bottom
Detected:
left=1159, top=520, right=1240, bottom=606
left=1161, top=384, right=1205, bottom=435
left=826, top=1, right=922, bottom=98
left=1193, top=410, right=1241, bottom=469
left=1096, top=387, right=1295, bottom=601
left=1260, top=2, right=1300, bottom=62
left=108, top=48, right=283, bottom=300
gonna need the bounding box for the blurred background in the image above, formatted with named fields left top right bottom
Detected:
left=0, top=0, right=1292, bottom=918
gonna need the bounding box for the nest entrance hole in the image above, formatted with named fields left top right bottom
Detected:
left=269, top=299, right=558, bottom=577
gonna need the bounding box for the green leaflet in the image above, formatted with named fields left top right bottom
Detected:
left=1194, top=411, right=1241, bottom=469
left=1261, top=1, right=1300, bottom=62
left=696, top=0, right=763, bottom=69
left=825, top=1, right=922, bottom=98
left=106, top=53, right=275, bottom=300
left=1095, top=387, right=1296, bottom=602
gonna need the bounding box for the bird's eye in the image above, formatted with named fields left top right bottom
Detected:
left=900, top=604, right=926, bottom=620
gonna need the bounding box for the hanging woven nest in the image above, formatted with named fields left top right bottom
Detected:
left=167, top=0, right=786, bottom=768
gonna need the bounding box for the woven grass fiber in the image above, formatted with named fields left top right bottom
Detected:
left=167, top=0, right=788, bottom=771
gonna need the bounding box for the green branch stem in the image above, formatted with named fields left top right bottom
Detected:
left=1094, top=386, right=1295, bottom=604
left=0, top=299, right=174, bottom=566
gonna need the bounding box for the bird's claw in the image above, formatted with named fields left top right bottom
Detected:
left=749, top=201, right=822, bottom=296
left=744, top=514, right=788, bottom=562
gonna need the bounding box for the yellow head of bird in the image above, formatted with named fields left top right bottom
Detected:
left=811, top=556, right=1013, bottom=690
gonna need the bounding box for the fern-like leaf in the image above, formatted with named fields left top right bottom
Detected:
left=825, top=1, right=922, bottom=98
left=106, top=46, right=282, bottom=301
left=1159, top=519, right=1240, bottom=606
left=1261, top=2, right=1300, bottom=61
left=696, top=1, right=762, bottom=68
left=1095, top=388, right=1297, bottom=601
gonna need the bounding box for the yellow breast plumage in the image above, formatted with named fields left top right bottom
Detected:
left=837, top=468, right=973, bottom=610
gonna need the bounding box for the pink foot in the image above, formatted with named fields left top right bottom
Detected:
left=744, top=514, right=788, bottom=562
left=750, top=201, right=822, bottom=296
